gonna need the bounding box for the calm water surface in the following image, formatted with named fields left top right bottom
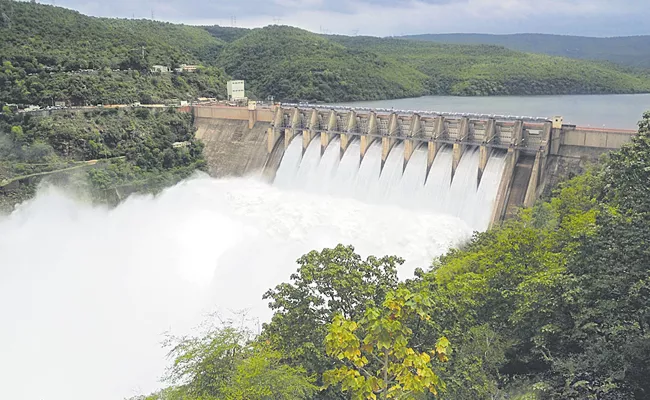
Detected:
left=338, top=94, right=650, bottom=130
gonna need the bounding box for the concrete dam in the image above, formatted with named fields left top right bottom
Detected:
left=193, top=104, right=637, bottom=230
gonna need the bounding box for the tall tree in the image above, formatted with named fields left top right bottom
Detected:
left=323, top=288, right=451, bottom=400
left=262, top=244, right=401, bottom=398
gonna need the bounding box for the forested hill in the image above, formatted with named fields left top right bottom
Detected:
left=402, top=33, right=650, bottom=70
left=2, top=0, right=650, bottom=106
left=0, top=1, right=224, bottom=72
left=216, top=26, right=429, bottom=102
left=328, top=35, right=650, bottom=96
left=0, top=0, right=229, bottom=105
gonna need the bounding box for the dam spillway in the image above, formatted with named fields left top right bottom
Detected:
left=192, top=103, right=638, bottom=226
left=274, top=134, right=508, bottom=231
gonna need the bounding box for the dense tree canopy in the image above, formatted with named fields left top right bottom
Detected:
left=216, top=26, right=430, bottom=102
left=141, top=316, right=317, bottom=400
left=0, top=107, right=205, bottom=211
left=330, top=36, right=650, bottom=96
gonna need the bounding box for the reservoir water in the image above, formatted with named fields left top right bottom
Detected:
left=338, top=94, right=650, bottom=130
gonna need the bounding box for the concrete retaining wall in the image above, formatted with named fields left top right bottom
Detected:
left=194, top=118, right=271, bottom=178
left=193, top=106, right=274, bottom=123
left=556, top=127, right=635, bottom=151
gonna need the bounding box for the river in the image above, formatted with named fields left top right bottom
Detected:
left=338, top=94, right=650, bottom=130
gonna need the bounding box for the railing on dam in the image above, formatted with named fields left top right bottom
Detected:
left=267, top=105, right=553, bottom=161
left=280, top=102, right=550, bottom=123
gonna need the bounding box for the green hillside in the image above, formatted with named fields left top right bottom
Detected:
left=402, top=33, right=650, bottom=70
left=0, top=0, right=224, bottom=72
left=202, top=25, right=250, bottom=43
left=0, top=0, right=229, bottom=106
left=2, top=0, right=650, bottom=106
left=217, top=26, right=429, bottom=102
left=329, top=35, right=650, bottom=96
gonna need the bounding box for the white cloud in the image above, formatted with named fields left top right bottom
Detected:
left=36, top=0, right=650, bottom=36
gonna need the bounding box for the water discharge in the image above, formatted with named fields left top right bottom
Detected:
left=0, top=176, right=472, bottom=400
left=275, top=135, right=508, bottom=231
left=1, top=133, right=509, bottom=400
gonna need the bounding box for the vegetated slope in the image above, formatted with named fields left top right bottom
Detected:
left=330, top=35, right=650, bottom=96
left=1, top=61, right=229, bottom=106
left=202, top=25, right=250, bottom=43
left=0, top=0, right=224, bottom=71
left=216, top=26, right=430, bottom=102
left=402, top=33, right=650, bottom=70
left=0, top=108, right=205, bottom=211
left=0, top=0, right=228, bottom=105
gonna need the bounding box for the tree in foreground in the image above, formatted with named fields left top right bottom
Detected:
left=323, top=287, right=451, bottom=399
left=142, top=315, right=317, bottom=400
left=262, top=244, right=401, bottom=394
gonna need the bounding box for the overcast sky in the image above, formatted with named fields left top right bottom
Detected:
left=41, top=0, right=649, bottom=37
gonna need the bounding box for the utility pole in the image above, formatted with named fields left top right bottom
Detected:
left=1, top=12, right=10, bottom=29
left=151, top=9, right=154, bottom=20
left=131, top=46, right=146, bottom=59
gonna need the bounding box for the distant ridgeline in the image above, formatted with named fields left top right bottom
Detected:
left=1, top=0, right=650, bottom=107
left=401, top=33, right=650, bottom=70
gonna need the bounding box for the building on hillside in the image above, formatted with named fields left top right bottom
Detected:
left=54, top=100, right=66, bottom=107
left=196, top=97, right=218, bottom=103
left=227, top=80, right=245, bottom=101
left=172, top=141, right=191, bottom=148
left=175, top=64, right=199, bottom=73
left=151, top=65, right=170, bottom=73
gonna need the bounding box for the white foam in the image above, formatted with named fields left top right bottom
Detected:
left=0, top=175, right=472, bottom=400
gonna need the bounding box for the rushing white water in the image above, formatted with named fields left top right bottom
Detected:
left=472, top=151, right=508, bottom=229
left=332, top=139, right=361, bottom=197
left=1, top=131, right=509, bottom=400
left=271, top=135, right=302, bottom=189
left=354, top=141, right=382, bottom=203
left=398, top=146, right=428, bottom=209
left=446, top=147, right=482, bottom=221
left=274, top=135, right=508, bottom=231
left=311, top=137, right=341, bottom=194
left=423, top=146, right=453, bottom=212
left=0, top=176, right=472, bottom=400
